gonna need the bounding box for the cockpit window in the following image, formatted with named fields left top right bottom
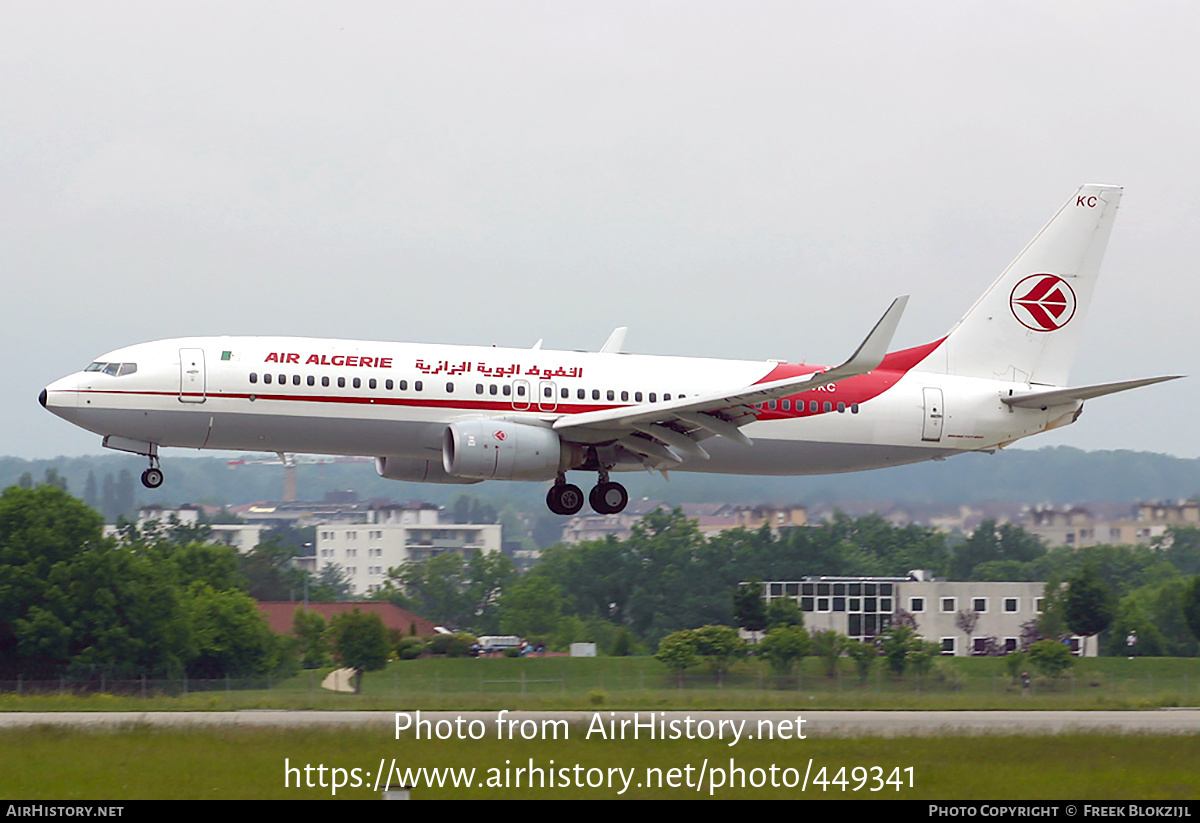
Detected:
left=85, top=362, right=138, bottom=377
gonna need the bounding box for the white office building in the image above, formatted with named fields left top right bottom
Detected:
left=315, top=502, right=502, bottom=596
left=762, top=574, right=1094, bottom=657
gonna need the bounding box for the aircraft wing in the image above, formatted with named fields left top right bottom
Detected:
left=552, top=297, right=908, bottom=463
left=1000, top=376, right=1183, bottom=409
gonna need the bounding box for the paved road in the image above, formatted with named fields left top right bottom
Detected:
left=3, top=710, right=1199, bottom=736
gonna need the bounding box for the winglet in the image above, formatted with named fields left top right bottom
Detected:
left=600, top=327, right=628, bottom=354
left=826, top=295, right=909, bottom=378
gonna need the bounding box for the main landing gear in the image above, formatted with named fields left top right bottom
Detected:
left=140, top=456, right=164, bottom=489
left=546, top=472, right=629, bottom=516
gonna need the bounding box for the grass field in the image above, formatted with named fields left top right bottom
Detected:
left=3, top=724, right=1198, bottom=799
left=3, top=656, right=1199, bottom=712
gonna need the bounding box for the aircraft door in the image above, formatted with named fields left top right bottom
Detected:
left=511, top=379, right=531, bottom=411
left=538, top=380, right=558, bottom=412
left=179, top=348, right=206, bottom=403
left=921, top=387, right=943, bottom=441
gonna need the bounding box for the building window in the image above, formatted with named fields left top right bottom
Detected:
left=941, top=597, right=956, bottom=613
left=973, top=598, right=988, bottom=613
left=1004, top=598, right=1019, bottom=613
left=910, top=597, right=925, bottom=613
left=1035, top=598, right=1045, bottom=612
left=1004, top=638, right=1018, bottom=653
left=941, top=638, right=956, bottom=655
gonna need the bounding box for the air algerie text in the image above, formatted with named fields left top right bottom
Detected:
left=263, top=353, right=393, bottom=368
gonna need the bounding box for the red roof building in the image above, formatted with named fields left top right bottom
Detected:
left=257, top=601, right=439, bottom=637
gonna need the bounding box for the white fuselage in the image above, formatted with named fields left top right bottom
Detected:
left=41, top=335, right=1069, bottom=477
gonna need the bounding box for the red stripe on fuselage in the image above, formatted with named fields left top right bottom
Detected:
left=749, top=338, right=945, bottom=420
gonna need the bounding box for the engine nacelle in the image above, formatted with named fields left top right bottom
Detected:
left=443, top=420, right=562, bottom=481
left=375, top=456, right=482, bottom=484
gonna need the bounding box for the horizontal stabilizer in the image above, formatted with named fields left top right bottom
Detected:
left=1001, top=376, right=1183, bottom=409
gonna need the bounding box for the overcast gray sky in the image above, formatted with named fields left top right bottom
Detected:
left=5, top=1, right=1199, bottom=460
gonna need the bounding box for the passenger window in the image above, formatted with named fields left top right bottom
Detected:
left=322, top=376, right=330, bottom=387
left=577, top=389, right=585, bottom=400
left=415, top=381, right=423, bottom=391
left=516, top=385, right=525, bottom=396
left=353, top=377, right=361, bottom=389
left=369, top=378, right=377, bottom=390
left=446, top=382, right=454, bottom=393
left=851, top=403, right=860, bottom=414
left=592, top=389, right=600, bottom=400
left=664, top=393, right=671, bottom=401
left=502, top=384, right=510, bottom=396
left=385, top=379, right=393, bottom=390
left=649, top=393, right=657, bottom=402
left=263, top=374, right=272, bottom=385
left=810, top=401, right=818, bottom=412
left=768, top=400, right=777, bottom=410
left=308, top=376, right=316, bottom=386
left=607, top=390, right=615, bottom=401
left=837, top=402, right=846, bottom=413
left=476, top=383, right=485, bottom=395
left=621, top=391, right=629, bottom=402
left=544, top=386, right=553, bottom=398
left=490, top=385, right=498, bottom=396
left=293, top=375, right=301, bottom=385
left=338, top=377, right=346, bottom=388
left=249, top=373, right=258, bottom=384
left=635, top=392, right=643, bottom=402
left=823, top=401, right=832, bottom=412
left=399, top=380, right=407, bottom=390
left=782, top=400, right=791, bottom=410
left=560, top=388, right=568, bottom=399
left=278, top=374, right=285, bottom=384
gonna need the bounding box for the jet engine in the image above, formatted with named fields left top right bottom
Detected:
left=374, top=456, right=482, bottom=484
left=443, top=420, right=563, bottom=481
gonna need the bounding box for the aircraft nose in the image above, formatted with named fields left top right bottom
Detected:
left=39, top=388, right=47, bottom=408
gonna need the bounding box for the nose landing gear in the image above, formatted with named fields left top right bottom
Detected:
left=140, top=456, right=164, bottom=489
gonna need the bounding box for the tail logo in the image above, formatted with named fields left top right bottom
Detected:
left=1010, top=274, right=1077, bottom=332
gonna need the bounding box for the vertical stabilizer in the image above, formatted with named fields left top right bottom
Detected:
left=925, top=184, right=1122, bottom=386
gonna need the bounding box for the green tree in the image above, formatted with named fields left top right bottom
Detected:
left=1064, top=562, right=1117, bottom=641
left=845, top=639, right=877, bottom=683
left=1184, top=576, right=1200, bottom=646
left=327, top=609, right=390, bottom=694
left=691, top=625, right=745, bottom=675
left=238, top=536, right=309, bottom=601
left=765, top=597, right=805, bottom=630
left=879, top=625, right=921, bottom=676
left=655, top=629, right=699, bottom=675
left=182, top=582, right=288, bottom=678
left=1027, top=639, right=1075, bottom=678
left=811, top=630, right=847, bottom=677
left=758, top=625, right=810, bottom=676
left=499, top=575, right=563, bottom=639
left=293, top=608, right=328, bottom=669
left=733, top=582, right=766, bottom=634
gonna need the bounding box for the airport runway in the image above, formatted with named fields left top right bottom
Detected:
left=3, top=710, right=1199, bottom=736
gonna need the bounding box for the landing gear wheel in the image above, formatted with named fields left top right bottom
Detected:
left=590, top=481, right=628, bottom=514
left=141, top=468, right=164, bottom=489
left=546, top=483, right=585, bottom=515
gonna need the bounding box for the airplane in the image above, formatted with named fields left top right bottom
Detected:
left=41, top=184, right=1181, bottom=516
